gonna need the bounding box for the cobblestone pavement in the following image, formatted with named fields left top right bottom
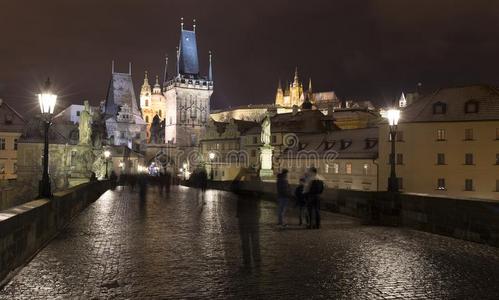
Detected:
left=2, top=186, right=499, bottom=299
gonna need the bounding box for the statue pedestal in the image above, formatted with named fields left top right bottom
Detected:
left=259, top=145, right=274, bottom=180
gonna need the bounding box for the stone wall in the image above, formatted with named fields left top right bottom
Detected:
left=204, top=180, right=499, bottom=247
left=0, top=180, right=111, bottom=286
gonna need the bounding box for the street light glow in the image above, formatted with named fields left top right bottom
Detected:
left=104, top=150, right=111, bottom=158
left=386, top=108, right=401, bottom=126
left=209, top=152, right=215, bottom=160
left=38, top=78, right=57, bottom=114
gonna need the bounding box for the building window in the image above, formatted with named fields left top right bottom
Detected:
left=396, top=153, right=404, bottom=165
left=191, top=134, right=197, bottom=146
left=464, top=100, right=479, bottom=113
left=145, top=99, right=149, bottom=106
left=76, top=111, right=81, bottom=117
left=363, top=163, right=369, bottom=175
left=437, top=178, right=446, bottom=190
left=253, top=136, right=258, bottom=144
left=333, top=163, right=339, bottom=174
left=396, top=131, right=404, bottom=142
left=433, top=102, right=447, bottom=114
left=271, top=135, right=277, bottom=144
left=437, top=153, right=445, bottom=165
left=464, top=128, right=474, bottom=140
left=0, top=138, right=5, bottom=150
left=324, top=164, right=329, bottom=174
left=436, top=129, right=446, bottom=141
left=13, top=139, right=18, bottom=150
left=465, top=153, right=474, bottom=165
left=465, top=179, right=473, bottom=191
left=345, top=163, right=352, bottom=174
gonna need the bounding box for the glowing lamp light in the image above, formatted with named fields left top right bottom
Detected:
left=182, top=163, right=188, bottom=169
left=38, top=78, right=57, bottom=114
left=104, top=150, right=111, bottom=159
left=209, top=152, right=216, bottom=161
left=386, top=108, right=400, bottom=126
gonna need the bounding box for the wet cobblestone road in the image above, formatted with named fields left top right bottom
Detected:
left=2, top=186, right=499, bottom=299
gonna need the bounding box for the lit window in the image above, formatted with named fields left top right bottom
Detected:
left=465, top=153, right=474, bottom=165
left=465, top=179, right=473, bottom=191
left=345, top=163, right=352, bottom=174
left=436, top=129, right=446, bottom=141
left=437, top=178, right=446, bottom=190
left=0, top=138, right=5, bottom=150
left=333, top=163, right=339, bottom=174
left=437, top=153, right=445, bottom=165
left=325, top=164, right=329, bottom=174
left=464, top=128, right=474, bottom=140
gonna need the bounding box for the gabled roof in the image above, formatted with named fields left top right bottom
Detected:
left=179, top=29, right=200, bottom=76
left=104, top=72, right=141, bottom=119
left=282, top=127, right=378, bottom=159
left=402, top=84, right=499, bottom=123
left=0, top=99, right=27, bottom=133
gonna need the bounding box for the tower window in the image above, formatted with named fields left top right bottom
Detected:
left=465, top=153, right=474, bottom=165
left=437, top=178, right=446, bottom=190
left=436, top=129, right=446, bottom=141
left=465, top=179, right=473, bottom=191
left=464, top=128, right=474, bottom=140
left=437, top=153, right=445, bottom=165
left=345, top=163, right=352, bottom=174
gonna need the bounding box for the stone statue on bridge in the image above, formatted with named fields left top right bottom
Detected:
left=79, top=101, right=92, bottom=146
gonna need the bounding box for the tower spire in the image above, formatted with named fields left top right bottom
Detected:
left=293, top=67, right=299, bottom=86
left=176, top=47, right=180, bottom=77
left=193, top=19, right=196, bottom=32
left=180, top=17, right=184, bottom=30
left=308, top=77, right=312, bottom=92
left=112, top=60, right=115, bottom=74
left=163, top=54, right=168, bottom=86
left=208, top=51, right=213, bottom=81
left=144, top=71, right=149, bottom=84
left=128, top=62, right=132, bottom=75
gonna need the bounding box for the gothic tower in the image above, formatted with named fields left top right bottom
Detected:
left=164, top=19, right=214, bottom=147
left=275, top=80, right=284, bottom=106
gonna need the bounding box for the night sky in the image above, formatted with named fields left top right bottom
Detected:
left=2, top=0, right=499, bottom=116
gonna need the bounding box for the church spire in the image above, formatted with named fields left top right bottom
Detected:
left=208, top=51, right=213, bottom=81
left=163, top=54, right=168, bottom=86
left=293, top=67, right=300, bottom=87
left=143, top=71, right=149, bottom=85
left=308, top=77, right=313, bottom=93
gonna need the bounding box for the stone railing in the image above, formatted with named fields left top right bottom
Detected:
left=200, top=180, right=499, bottom=247
left=0, top=180, right=111, bottom=286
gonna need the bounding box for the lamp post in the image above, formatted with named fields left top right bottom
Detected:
left=38, top=78, right=57, bottom=198
left=386, top=108, right=401, bottom=192
left=208, top=152, right=215, bottom=181
left=104, top=150, right=111, bottom=179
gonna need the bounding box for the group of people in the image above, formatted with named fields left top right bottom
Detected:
left=276, top=167, right=325, bottom=229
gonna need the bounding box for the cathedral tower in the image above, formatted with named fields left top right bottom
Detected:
left=164, top=19, right=214, bottom=147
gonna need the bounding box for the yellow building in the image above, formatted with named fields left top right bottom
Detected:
left=0, top=99, right=26, bottom=181
left=279, top=128, right=379, bottom=190
left=378, top=85, right=499, bottom=200
left=140, top=71, right=167, bottom=141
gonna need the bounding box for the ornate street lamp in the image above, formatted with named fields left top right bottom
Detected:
left=38, top=78, right=57, bottom=198
left=104, top=150, right=111, bottom=179
left=386, top=108, right=401, bottom=192
left=208, top=152, right=215, bottom=180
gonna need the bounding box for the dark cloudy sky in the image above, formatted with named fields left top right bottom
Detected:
left=1, top=0, right=499, bottom=115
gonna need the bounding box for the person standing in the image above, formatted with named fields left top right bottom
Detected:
left=276, top=169, right=290, bottom=226
left=294, top=178, right=307, bottom=226
left=304, top=167, right=324, bottom=229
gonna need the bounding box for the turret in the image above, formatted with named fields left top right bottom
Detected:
left=140, top=71, right=151, bottom=108
left=153, top=75, right=161, bottom=94
left=275, top=80, right=284, bottom=106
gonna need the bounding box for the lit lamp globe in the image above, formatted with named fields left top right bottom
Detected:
left=104, top=150, right=111, bottom=159
left=209, top=152, right=216, bottom=161
left=38, top=78, right=57, bottom=115
left=386, top=108, right=400, bottom=126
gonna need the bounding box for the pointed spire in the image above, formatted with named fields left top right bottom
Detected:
left=128, top=62, right=132, bottom=75
left=277, top=79, right=282, bottom=91
left=112, top=60, right=115, bottom=74
left=176, top=46, right=180, bottom=76
left=208, top=50, right=213, bottom=81
left=163, top=54, right=168, bottom=86
left=399, top=92, right=407, bottom=108
left=143, top=71, right=149, bottom=84
left=155, top=75, right=160, bottom=85
left=308, top=77, right=313, bottom=92
left=193, top=19, right=197, bottom=32
left=180, top=17, right=184, bottom=30
left=293, top=67, right=299, bottom=87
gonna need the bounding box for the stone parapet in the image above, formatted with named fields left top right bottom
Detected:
left=0, top=180, right=111, bottom=286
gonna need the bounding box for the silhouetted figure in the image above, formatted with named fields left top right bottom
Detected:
left=129, top=175, right=137, bottom=192
left=138, top=175, right=147, bottom=202
left=89, top=172, right=97, bottom=182
left=276, top=169, right=290, bottom=226
left=304, top=167, right=324, bottom=229
left=109, top=171, right=118, bottom=190
left=294, top=177, right=307, bottom=226
left=237, top=196, right=261, bottom=270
